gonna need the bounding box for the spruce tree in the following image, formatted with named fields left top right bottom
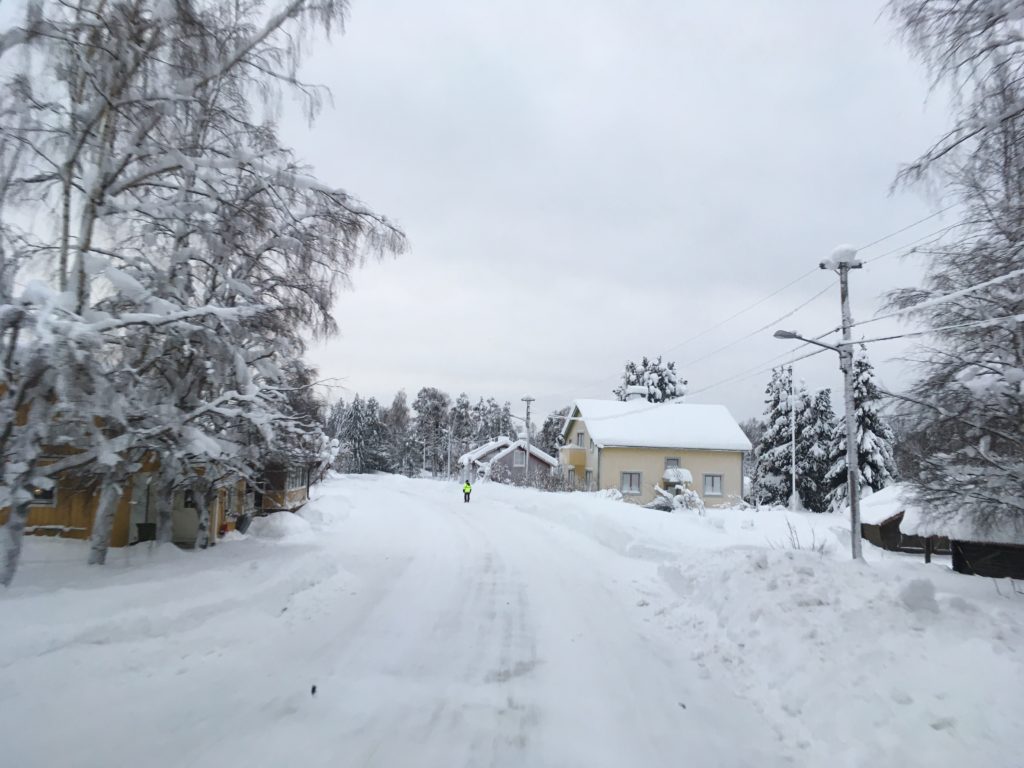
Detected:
left=412, top=387, right=451, bottom=476
left=824, top=347, right=898, bottom=511
left=339, top=396, right=389, bottom=474
left=449, top=393, right=475, bottom=458
left=753, top=367, right=796, bottom=507
left=613, top=356, right=688, bottom=402
left=797, top=389, right=836, bottom=513
left=538, top=407, right=571, bottom=457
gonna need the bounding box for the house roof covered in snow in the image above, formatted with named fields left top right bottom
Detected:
left=899, top=493, right=1024, bottom=546
left=561, top=399, right=751, bottom=452
left=458, top=437, right=512, bottom=467
left=850, top=484, right=909, bottom=526
left=490, top=440, right=558, bottom=468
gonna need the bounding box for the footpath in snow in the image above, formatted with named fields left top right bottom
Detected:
left=1, top=474, right=1022, bottom=768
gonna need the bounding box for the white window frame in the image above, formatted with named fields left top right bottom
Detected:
left=703, top=474, right=724, bottom=497
left=513, top=449, right=526, bottom=467
left=567, top=467, right=576, bottom=486
left=621, top=471, right=642, bottom=495
left=584, top=469, right=593, bottom=490
left=664, top=457, right=680, bottom=469
left=576, top=431, right=585, bottom=448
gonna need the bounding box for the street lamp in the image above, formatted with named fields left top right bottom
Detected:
left=773, top=329, right=862, bottom=560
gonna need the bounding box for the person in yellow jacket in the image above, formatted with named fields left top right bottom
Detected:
left=463, top=480, right=472, bottom=503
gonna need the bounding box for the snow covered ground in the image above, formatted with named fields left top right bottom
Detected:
left=2, top=474, right=1022, bottom=767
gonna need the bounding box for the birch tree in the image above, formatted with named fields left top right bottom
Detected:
left=0, top=0, right=405, bottom=582
left=888, top=0, right=1024, bottom=539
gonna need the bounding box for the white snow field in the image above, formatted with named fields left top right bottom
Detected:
left=2, top=474, right=1022, bottom=768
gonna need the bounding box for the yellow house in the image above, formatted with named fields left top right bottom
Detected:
left=558, top=399, right=751, bottom=506
left=258, top=462, right=313, bottom=512
left=0, top=458, right=251, bottom=548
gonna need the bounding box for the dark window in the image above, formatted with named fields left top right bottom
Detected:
left=29, top=484, right=56, bottom=506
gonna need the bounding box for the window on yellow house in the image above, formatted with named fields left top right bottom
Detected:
left=29, top=484, right=56, bottom=506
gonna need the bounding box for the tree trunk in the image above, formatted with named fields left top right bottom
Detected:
left=88, top=478, right=123, bottom=565
left=193, top=479, right=215, bottom=550
left=1, top=498, right=32, bottom=587
left=155, top=464, right=176, bottom=545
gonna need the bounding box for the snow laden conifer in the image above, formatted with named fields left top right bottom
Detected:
left=752, top=367, right=796, bottom=507
left=823, top=347, right=897, bottom=512
left=613, top=357, right=687, bottom=402
left=448, top=393, right=475, bottom=462
left=382, top=391, right=418, bottom=476
left=471, top=397, right=518, bottom=443
left=538, top=406, right=570, bottom=458
left=338, top=396, right=390, bottom=474
left=413, top=388, right=451, bottom=477
left=797, top=389, right=836, bottom=513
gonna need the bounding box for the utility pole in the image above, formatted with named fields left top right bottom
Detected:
left=826, top=247, right=863, bottom=560
left=789, top=366, right=797, bottom=512
left=446, top=425, right=452, bottom=479
left=522, top=395, right=534, bottom=484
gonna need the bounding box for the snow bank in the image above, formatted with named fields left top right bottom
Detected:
left=248, top=511, right=314, bottom=543
left=655, top=548, right=1021, bottom=765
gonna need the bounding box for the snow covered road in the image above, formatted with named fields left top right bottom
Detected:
left=2, top=474, right=1022, bottom=767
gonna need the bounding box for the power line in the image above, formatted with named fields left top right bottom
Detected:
left=849, top=266, right=1024, bottom=330
left=663, top=206, right=958, bottom=369
left=556, top=206, right=961, bottom=401
left=659, top=267, right=822, bottom=358
left=862, top=220, right=969, bottom=265
left=677, top=280, right=837, bottom=369
left=847, top=311, right=1024, bottom=346
left=685, top=347, right=832, bottom=399
left=856, top=204, right=958, bottom=252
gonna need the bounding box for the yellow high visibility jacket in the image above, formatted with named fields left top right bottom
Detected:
left=463, top=483, right=472, bottom=493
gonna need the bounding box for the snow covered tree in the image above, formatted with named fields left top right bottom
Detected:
left=752, top=367, right=796, bottom=507
left=538, top=406, right=570, bottom=458
left=412, top=387, right=450, bottom=477
left=823, top=347, right=898, bottom=512
left=471, top=397, right=518, bottom=443
left=382, top=391, right=417, bottom=476
left=0, top=0, right=406, bottom=584
left=613, top=356, right=687, bottom=402
left=738, top=417, right=765, bottom=487
left=449, top=393, right=475, bottom=460
left=338, top=396, right=390, bottom=474
left=885, top=1, right=1024, bottom=541
left=797, top=389, right=836, bottom=513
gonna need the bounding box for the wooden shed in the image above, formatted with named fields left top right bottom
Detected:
left=900, top=501, right=1023, bottom=578
left=951, top=540, right=1024, bottom=580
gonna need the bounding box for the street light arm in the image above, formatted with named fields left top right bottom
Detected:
left=773, top=329, right=842, bottom=353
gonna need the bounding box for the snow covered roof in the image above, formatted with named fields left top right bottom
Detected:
left=850, top=485, right=908, bottom=526
left=562, top=399, right=752, bottom=452
left=490, top=440, right=558, bottom=468
left=900, top=499, right=1024, bottom=546
left=458, top=437, right=512, bottom=467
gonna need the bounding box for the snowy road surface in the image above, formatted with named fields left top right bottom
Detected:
left=2, top=474, right=1022, bottom=767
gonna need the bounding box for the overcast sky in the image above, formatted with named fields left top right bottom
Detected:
left=282, top=0, right=953, bottom=425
